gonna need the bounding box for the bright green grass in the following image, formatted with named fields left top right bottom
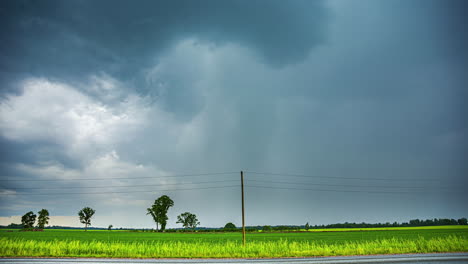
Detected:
left=0, top=226, right=467, bottom=258
left=1, top=236, right=466, bottom=258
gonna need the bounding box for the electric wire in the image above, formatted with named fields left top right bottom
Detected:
left=0, top=185, right=240, bottom=196
left=245, top=185, right=460, bottom=194
left=245, top=171, right=441, bottom=182
left=6, top=180, right=239, bottom=190
left=246, top=179, right=452, bottom=190
left=0, top=171, right=238, bottom=182
left=0, top=171, right=458, bottom=196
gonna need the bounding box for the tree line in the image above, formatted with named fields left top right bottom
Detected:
left=309, top=218, right=468, bottom=229
left=12, top=197, right=467, bottom=232
left=15, top=194, right=202, bottom=232
left=18, top=207, right=97, bottom=231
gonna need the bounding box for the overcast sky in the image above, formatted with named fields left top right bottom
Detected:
left=0, top=0, right=467, bottom=229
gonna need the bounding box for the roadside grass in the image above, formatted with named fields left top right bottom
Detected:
left=0, top=236, right=466, bottom=258
left=1, top=226, right=467, bottom=258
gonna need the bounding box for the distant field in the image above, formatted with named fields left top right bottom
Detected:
left=1, top=226, right=467, bottom=258
left=1, top=226, right=467, bottom=243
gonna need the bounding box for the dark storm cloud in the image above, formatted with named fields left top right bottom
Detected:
left=0, top=0, right=329, bottom=83
left=431, top=0, right=468, bottom=64
left=0, top=136, right=81, bottom=170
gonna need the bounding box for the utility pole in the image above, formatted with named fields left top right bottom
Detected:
left=241, top=170, right=246, bottom=246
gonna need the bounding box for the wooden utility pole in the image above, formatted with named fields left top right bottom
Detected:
left=241, top=170, right=246, bottom=246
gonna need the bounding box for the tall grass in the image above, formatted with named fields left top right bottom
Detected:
left=1, top=236, right=466, bottom=258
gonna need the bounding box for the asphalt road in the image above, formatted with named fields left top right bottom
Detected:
left=1, top=253, right=468, bottom=264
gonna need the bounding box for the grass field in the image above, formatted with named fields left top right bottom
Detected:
left=1, top=226, right=467, bottom=258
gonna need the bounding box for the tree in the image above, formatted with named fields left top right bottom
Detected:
left=224, top=222, right=236, bottom=229
left=108, top=225, right=113, bottom=231
left=305, top=222, right=310, bottom=231
left=21, top=211, right=36, bottom=229
left=176, top=212, right=200, bottom=230
left=458, top=218, right=467, bottom=225
left=37, top=209, right=49, bottom=229
left=409, top=219, right=421, bottom=226
left=146, top=208, right=160, bottom=231
left=78, top=207, right=95, bottom=231
left=147, top=195, right=174, bottom=232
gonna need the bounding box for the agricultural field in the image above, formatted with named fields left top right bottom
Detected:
left=1, top=226, right=467, bottom=258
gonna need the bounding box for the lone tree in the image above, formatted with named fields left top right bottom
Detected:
left=78, top=207, right=95, bottom=231
left=224, top=222, right=236, bottom=230
left=37, top=209, right=50, bottom=229
left=147, top=195, right=174, bottom=232
left=305, top=222, right=310, bottom=231
left=108, top=225, right=113, bottom=231
left=176, top=212, right=200, bottom=230
left=21, top=211, right=36, bottom=229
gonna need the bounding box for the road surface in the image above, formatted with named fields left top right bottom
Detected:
left=1, top=253, right=467, bottom=264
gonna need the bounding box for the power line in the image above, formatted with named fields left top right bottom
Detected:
left=245, top=185, right=459, bottom=194
left=0, top=172, right=238, bottom=182
left=245, top=171, right=441, bottom=182
left=246, top=179, right=451, bottom=190
left=0, top=177, right=445, bottom=196
left=0, top=185, right=240, bottom=196
left=5, top=180, right=238, bottom=190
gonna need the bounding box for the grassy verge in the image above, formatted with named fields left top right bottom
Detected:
left=1, top=236, right=466, bottom=258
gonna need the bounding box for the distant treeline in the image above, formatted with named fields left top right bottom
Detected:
left=2, top=217, right=466, bottom=231
left=311, top=217, right=467, bottom=229
left=168, top=217, right=468, bottom=232
left=125, top=217, right=468, bottom=232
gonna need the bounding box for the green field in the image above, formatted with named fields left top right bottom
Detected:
left=1, top=226, right=467, bottom=258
